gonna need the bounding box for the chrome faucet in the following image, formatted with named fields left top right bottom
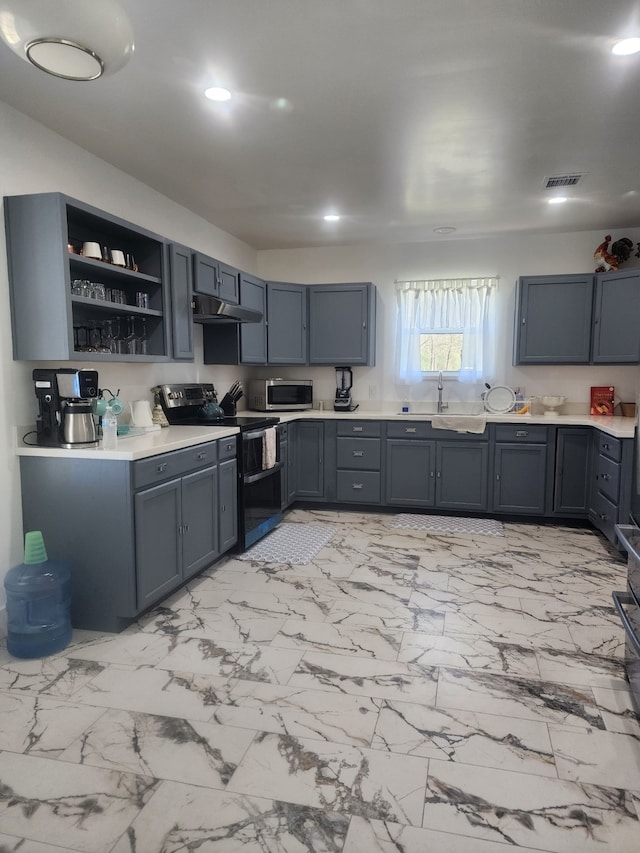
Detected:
left=437, top=371, right=448, bottom=413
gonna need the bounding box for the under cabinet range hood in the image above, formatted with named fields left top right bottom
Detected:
left=192, top=294, right=262, bottom=323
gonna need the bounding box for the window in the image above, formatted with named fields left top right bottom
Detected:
left=395, top=277, right=497, bottom=384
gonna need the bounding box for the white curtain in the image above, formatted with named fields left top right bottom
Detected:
left=395, top=278, right=497, bottom=384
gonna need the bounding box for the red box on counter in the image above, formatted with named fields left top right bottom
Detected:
left=590, top=386, right=615, bottom=416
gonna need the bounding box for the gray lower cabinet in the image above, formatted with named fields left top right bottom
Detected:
left=295, top=421, right=325, bottom=499
left=492, top=425, right=548, bottom=514
left=437, top=441, right=489, bottom=511
left=308, top=283, right=376, bottom=366
left=589, top=431, right=632, bottom=543
left=287, top=421, right=298, bottom=504
left=336, top=421, right=382, bottom=503
left=553, top=427, right=591, bottom=515
left=19, top=438, right=237, bottom=633
left=386, top=440, right=435, bottom=506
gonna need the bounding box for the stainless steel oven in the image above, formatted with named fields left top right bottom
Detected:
left=158, top=383, right=282, bottom=551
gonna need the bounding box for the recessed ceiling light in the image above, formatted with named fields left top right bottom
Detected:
left=548, top=196, right=568, bottom=204
left=324, top=214, right=340, bottom=222
left=204, top=86, right=232, bottom=101
left=433, top=226, right=456, bottom=234
left=612, top=37, right=640, bottom=56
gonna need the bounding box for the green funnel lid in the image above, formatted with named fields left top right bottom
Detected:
left=24, top=531, right=48, bottom=564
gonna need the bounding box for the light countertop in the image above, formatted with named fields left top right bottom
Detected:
left=16, top=411, right=634, bottom=460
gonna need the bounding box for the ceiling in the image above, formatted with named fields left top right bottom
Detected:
left=1, top=0, right=640, bottom=250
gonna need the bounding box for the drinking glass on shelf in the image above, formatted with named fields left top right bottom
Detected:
left=138, top=318, right=149, bottom=355
left=101, top=319, right=116, bottom=354
left=111, top=317, right=126, bottom=354
left=125, top=316, right=138, bottom=354
left=93, top=283, right=106, bottom=301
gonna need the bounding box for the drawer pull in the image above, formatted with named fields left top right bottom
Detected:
left=601, top=473, right=611, bottom=481
left=515, top=430, right=528, bottom=437
left=352, top=483, right=364, bottom=489
left=352, top=450, right=364, bottom=457
left=156, top=462, right=168, bottom=473
left=405, top=427, right=417, bottom=433
left=603, top=442, right=610, bottom=450
left=599, top=513, right=609, bottom=521
left=197, top=452, right=207, bottom=460
left=225, top=443, right=234, bottom=451
left=352, top=426, right=364, bottom=432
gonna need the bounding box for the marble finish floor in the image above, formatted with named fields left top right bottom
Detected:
left=1, top=508, right=639, bottom=852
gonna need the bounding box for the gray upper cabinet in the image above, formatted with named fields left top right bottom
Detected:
left=168, top=243, right=194, bottom=360
left=514, top=274, right=593, bottom=364
left=239, top=273, right=268, bottom=363
left=308, top=283, right=376, bottom=365
left=4, top=192, right=170, bottom=362
left=193, top=251, right=239, bottom=304
left=267, top=282, right=307, bottom=364
left=592, top=270, right=640, bottom=363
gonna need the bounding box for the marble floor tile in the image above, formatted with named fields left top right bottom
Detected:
left=59, top=708, right=256, bottom=788
left=62, top=629, right=176, bottom=666
left=289, top=651, right=439, bottom=703
left=549, top=723, right=640, bottom=789
left=72, top=663, right=236, bottom=720
left=326, top=598, right=445, bottom=633
left=568, top=623, right=626, bottom=657
left=0, top=690, right=105, bottom=757
left=520, top=596, right=620, bottom=630
left=399, top=631, right=540, bottom=678
left=436, top=667, right=604, bottom=728
left=0, top=834, right=76, bottom=853
left=342, top=815, right=523, bottom=853
left=536, top=645, right=629, bottom=689
left=590, top=685, right=640, bottom=735
left=0, top=654, right=105, bottom=698
left=211, top=682, right=381, bottom=747
left=270, top=618, right=402, bottom=660
left=161, top=608, right=287, bottom=645
left=154, top=636, right=304, bottom=683
left=372, top=700, right=556, bottom=777
left=422, top=759, right=639, bottom=852
left=227, top=731, right=429, bottom=827
left=0, top=750, right=158, bottom=853
left=444, top=609, right=578, bottom=651
left=111, top=780, right=350, bottom=853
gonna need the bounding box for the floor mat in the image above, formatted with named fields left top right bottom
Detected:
left=390, top=513, right=505, bottom=536
left=239, top=523, right=335, bottom=564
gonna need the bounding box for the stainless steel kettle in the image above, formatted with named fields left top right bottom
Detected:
left=61, top=400, right=98, bottom=447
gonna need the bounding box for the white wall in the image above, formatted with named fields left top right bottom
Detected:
left=257, top=235, right=640, bottom=410
left=0, top=100, right=259, bottom=609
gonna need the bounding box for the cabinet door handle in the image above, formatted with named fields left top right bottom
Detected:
left=352, top=450, right=364, bottom=457
left=601, top=473, right=611, bottom=481
left=178, top=524, right=183, bottom=534
left=353, top=426, right=363, bottom=432
left=496, top=473, right=501, bottom=481
left=521, top=317, right=526, bottom=325
left=352, top=483, right=363, bottom=489
left=405, top=427, right=416, bottom=433
left=156, top=462, right=168, bottom=473
left=436, top=471, right=441, bottom=478
left=599, top=513, right=608, bottom=521
left=430, top=471, right=434, bottom=478
left=515, top=431, right=528, bottom=437
left=184, top=523, right=190, bottom=532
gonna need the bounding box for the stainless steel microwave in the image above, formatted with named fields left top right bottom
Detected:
left=247, top=378, right=313, bottom=411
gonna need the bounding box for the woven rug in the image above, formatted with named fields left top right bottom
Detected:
left=390, top=513, right=505, bottom=537
left=239, top=523, right=335, bottom=564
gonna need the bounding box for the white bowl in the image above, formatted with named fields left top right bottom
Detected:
left=539, top=395, right=567, bottom=408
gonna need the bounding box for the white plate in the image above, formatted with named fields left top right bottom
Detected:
left=484, top=385, right=516, bottom=413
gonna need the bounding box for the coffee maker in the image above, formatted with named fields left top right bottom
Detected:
left=33, top=368, right=99, bottom=448
left=334, top=366, right=356, bottom=412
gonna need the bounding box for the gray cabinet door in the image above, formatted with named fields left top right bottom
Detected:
left=219, top=261, right=239, bottom=304
left=493, top=444, right=547, bottom=513
left=437, top=442, right=489, bottom=511
left=308, top=283, right=375, bottom=365
left=267, top=282, right=307, bottom=364
left=280, top=437, right=289, bottom=510
left=239, top=273, right=267, bottom=364
left=192, top=251, right=219, bottom=297
left=385, top=440, right=435, bottom=506
left=287, top=422, right=298, bottom=504
left=169, top=243, right=194, bottom=360
left=295, top=421, right=325, bottom=498
left=181, top=465, right=219, bottom=579
left=515, top=275, right=593, bottom=364
left=592, top=270, right=640, bottom=363
left=554, top=428, right=591, bottom=514
left=134, top=478, right=182, bottom=608
left=218, top=457, right=238, bottom=552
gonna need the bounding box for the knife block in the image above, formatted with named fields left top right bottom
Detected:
left=220, top=396, right=237, bottom=416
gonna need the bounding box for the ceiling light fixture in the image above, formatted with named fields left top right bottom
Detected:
left=548, top=196, right=568, bottom=204
left=204, top=86, right=232, bottom=102
left=433, top=226, right=456, bottom=234
left=324, top=214, right=340, bottom=222
left=0, top=0, right=134, bottom=81
left=612, top=37, right=640, bottom=56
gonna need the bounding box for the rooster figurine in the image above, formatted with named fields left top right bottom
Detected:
left=594, top=235, right=617, bottom=272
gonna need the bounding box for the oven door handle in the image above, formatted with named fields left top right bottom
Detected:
left=243, top=428, right=273, bottom=442
left=612, top=591, right=640, bottom=657
left=243, top=462, right=283, bottom=484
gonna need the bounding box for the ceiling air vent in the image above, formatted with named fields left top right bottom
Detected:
left=543, top=173, right=585, bottom=189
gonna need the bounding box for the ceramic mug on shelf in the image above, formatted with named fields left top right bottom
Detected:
left=81, top=241, right=101, bottom=259
left=111, top=249, right=126, bottom=267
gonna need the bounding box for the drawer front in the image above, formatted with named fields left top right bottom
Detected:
left=590, top=489, right=619, bottom=542
left=217, top=435, right=237, bottom=461
left=336, top=470, right=381, bottom=503
left=337, top=437, right=381, bottom=470
left=387, top=421, right=435, bottom=440
left=278, top=424, right=288, bottom=440
left=133, top=442, right=218, bottom=489
left=595, top=453, right=620, bottom=504
left=336, top=420, right=381, bottom=438
left=598, top=433, right=622, bottom=462
left=494, top=425, right=547, bottom=443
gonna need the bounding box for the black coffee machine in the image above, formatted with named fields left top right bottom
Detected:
left=33, top=368, right=99, bottom=448
left=334, top=366, right=357, bottom=412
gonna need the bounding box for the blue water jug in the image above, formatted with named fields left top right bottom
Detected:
left=4, top=531, right=72, bottom=658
